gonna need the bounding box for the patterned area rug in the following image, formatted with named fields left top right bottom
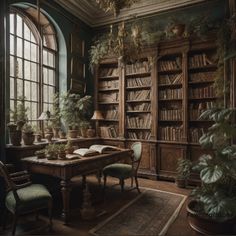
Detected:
left=90, top=188, right=187, bottom=236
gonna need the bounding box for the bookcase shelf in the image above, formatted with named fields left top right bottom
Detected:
left=94, top=38, right=220, bottom=181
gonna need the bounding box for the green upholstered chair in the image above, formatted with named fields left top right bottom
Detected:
left=103, top=142, right=142, bottom=193
left=0, top=161, right=53, bottom=235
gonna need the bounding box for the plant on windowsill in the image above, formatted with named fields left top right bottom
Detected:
left=22, top=123, right=35, bottom=146
left=186, top=108, right=236, bottom=235
left=60, top=92, right=92, bottom=139
left=175, top=158, right=192, bottom=188
left=50, top=93, right=61, bottom=139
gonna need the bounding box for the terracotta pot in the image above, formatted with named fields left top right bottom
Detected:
left=68, top=129, right=78, bottom=139
left=187, top=200, right=236, bottom=235
left=22, top=132, right=34, bottom=145
left=80, top=128, right=87, bottom=138
left=9, top=130, right=22, bottom=146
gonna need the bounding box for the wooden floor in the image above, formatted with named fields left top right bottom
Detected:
left=0, top=176, right=200, bottom=236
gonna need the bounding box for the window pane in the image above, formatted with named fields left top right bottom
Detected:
left=24, top=40, right=30, bottom=60
left=43, top=68, right=48, bottom=84
left=16, top=15, right=22, bottom=37
left=31, top=63, right=37, bottom=82
left=48, top=86, right=54, bottom=103
left=17, top=79, right=23, bottom=97
left=10, top=78, right=15, bottom=99
left=31, top=32, right=36, bottom=43
left=10, top=14, right=14, bottom=34
left=43, top=49, right=48, bottom=65
left=10, top=56, right=15, bottom=77
left=10, top=100, right=14, bottom=117
left=10, top=35, right=14, bottom=55
left=48, top=52, right=54, bottom=67
left=24, top=22, right=30, bottom=41
left=25, top=101, right=30, bottom=119
left=31, top=43, right=37, bottom=62
left=31, top=102, right=37, bottom=120
left=48, top=69, right=54, bottom=85
left=31, top=82, right=38, bottom=101
left=43, top=85, right=48, bottom=102
left=16, top=37, right=22, bottom=57
left=24, top=60, right=30, bottom=80
left=24, top=80, right=31, bottom=100
left=17, top=58, right=23, bottom=78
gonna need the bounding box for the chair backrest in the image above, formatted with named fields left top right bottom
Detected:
left=131, top=142, right=142, bottom=162
left=0, top=161, right=15, bottom=192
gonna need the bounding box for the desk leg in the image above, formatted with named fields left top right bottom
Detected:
left=60, top=180, right=71, bottom=225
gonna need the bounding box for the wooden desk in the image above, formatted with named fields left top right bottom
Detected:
left=21, top=149, right=132, bottom=224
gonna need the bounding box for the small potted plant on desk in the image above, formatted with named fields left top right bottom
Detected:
left=57, top=144, right=66, bottom=159
left=176, top=158, right=192, bottom=188
left=45, top=144, right=57, bottom=160
left=187, top=108, right=236, bottom=235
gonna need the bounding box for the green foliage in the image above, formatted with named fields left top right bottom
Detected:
left=50, top=93, right=61, bottom=128
left=60, top=92, right=92, bottom=130
left=191, top=108, right=236, bottom=220
left=176, top=158, right=192, bottom=179
left=10, top=96, right=28, bottom=123
left=22, top=123, right=34, bottom=133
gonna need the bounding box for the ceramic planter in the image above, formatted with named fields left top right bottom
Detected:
left=187, top=200, right=236, bottom=235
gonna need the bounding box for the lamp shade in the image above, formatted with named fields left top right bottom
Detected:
left=91, top=110, right=104, bottom=120
left=38, top=111, right=51, bottom=120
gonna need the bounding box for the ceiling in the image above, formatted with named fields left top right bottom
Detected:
left=55, top=0, right=207, bottom=27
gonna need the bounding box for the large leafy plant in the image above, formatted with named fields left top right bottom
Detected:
left=192, top=108, right=236, bottom=220
left=60, top=92, right=92, bottom=130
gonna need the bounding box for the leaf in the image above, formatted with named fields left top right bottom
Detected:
left=200, top=165, right=223, bottom=183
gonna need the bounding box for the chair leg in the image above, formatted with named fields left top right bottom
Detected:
left=131, top=177, right=134, bottom=187
left=103, top=174, right=107, bottom=194
left=48, top=200, right=53, bottom=232
left=135, top=176, right=141, bottom=194
left=12, top=214, right=18, bottom=235
left=120, top=179, right=124, bottom=192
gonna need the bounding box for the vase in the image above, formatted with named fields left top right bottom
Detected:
left=187, top=200, right=236, bottom=235
left=22, top=132, right=35, bottom=145
left=9, top=130, right=22, bottom=146
left=68, top=129, right=78, bottom=139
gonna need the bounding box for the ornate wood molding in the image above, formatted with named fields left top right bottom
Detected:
left=56, top=0, right=208, bottom=27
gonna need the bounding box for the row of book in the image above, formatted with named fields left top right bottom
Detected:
left=189, top=53, right=214, bottom=68
left=159, top=126, right=183, bottom=141
left=189, top=71, right=215, bottom=83
left=127, top=90, right=150, bottom=100
left=127, top=102, right=151, bottom=112
left=158, top=58, right=182, bottom=71
left=159, top=73, right=183, bottom=85
left=159, top=88, right=182, bottom=100
left=100, top=125, right=118, bottom=138
left=189, top=85, right=215, bottom=98
left=189, top=101, right=215, bottom=120
left=126, top=61, right=150, bottom=74
left=127, top=131, right=151, bottom=140
left=99, top=80, right=119, bottom=90
left=127, top=77, right=151, bottom=87
left=126, top=114, right=152, bottom=128
left=159, top=109, right=182, bottom=121
left=104, top=109, right=118, bottom=120
left=189, top=128, right=204, bottom=143
left=99, top=67, right=119, bottom=77
left=98, top=92, right=119, bottom=103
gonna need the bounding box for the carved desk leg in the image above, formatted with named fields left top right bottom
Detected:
left=60, top=180, right=72, bottom=225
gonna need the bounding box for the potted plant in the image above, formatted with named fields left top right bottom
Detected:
left=57, top=144, right=66, bottom=159
left=45, top=144, right=57, bottom=160
left=187, top=108, right=236, bottom=235
left=175, top=158, right=192, bottom=188
left=22, top=123, right=35, bottom=145
left=35, top=149, right=46, bottom=159
left=60, top=92, right=92, bottom=138
left=50, top=93, right=61, bottom=139
left=80, top=121, right=90, bottom=138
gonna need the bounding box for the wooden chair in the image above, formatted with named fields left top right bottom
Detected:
left=0, top=161, right=53, bottom=235
left=103, top=142, right=142, bottom=193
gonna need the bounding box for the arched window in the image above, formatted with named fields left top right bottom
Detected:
left=9, top=7, right=58, bottom=127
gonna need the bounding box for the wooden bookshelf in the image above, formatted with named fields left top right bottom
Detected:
left=94, top=38, right=219, bottom=180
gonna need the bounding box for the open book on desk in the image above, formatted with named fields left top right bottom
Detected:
left=73, top=144, right=121, bottom=157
